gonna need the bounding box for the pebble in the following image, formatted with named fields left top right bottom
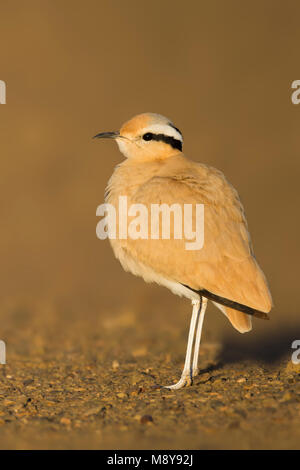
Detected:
left=140, top=414, right=154, bottom=425
left=60, top=417, right=71, bottom=426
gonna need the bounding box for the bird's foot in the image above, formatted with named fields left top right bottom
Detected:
left=163, top=373, right=193, bottom=390
left=192, top=367, right=199, bottom=378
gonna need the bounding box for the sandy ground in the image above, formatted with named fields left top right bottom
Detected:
left=0, top=300, right=299, bottom=450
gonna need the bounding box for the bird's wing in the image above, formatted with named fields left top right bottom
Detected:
left=124, top=170, right=272, bottom=314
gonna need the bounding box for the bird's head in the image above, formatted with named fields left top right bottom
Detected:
left=94, top=113, right=183, bottom=160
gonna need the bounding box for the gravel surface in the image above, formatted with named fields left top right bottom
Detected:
left=0, top=301, right=299, bottom=450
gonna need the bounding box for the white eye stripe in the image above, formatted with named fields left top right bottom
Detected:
left=141, top=124, right=183, bottom=142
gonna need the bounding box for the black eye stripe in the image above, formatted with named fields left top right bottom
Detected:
left=142, top=133, right=182, bottom=151
left=154, top=134, right=182, bottom=151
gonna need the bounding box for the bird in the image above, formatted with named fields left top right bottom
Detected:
left=94, top=112, right=272, bottom=390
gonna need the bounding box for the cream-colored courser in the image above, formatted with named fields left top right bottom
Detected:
left=94, top=113, right=272, bottom=390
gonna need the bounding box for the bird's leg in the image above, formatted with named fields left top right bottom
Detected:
left=192, top=296, right=207, bottom=377
left=164, top=299, right=200, bottom=390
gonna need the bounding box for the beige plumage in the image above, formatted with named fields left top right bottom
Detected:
left=94, top=112, right=272, bottom=389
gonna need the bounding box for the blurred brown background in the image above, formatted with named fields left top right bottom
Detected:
left=0, top=0, right=299, bottom=354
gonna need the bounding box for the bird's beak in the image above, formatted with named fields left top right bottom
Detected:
left=93, top=131, right=119, bottom=140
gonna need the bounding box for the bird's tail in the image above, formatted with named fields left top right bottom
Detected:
left=213, top=302, right=252, bottom=333
left=223, top=306, right=252, bottom=333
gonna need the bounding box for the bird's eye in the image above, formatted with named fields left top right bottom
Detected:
left=142, top=132, right=153, bottom=141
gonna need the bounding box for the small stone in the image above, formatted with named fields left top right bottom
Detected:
left=60, top=417, right=71, bottom=426
left=112, top=360, right=119, bottom=370
left=23, top=379, right=34, bottom=386
left=237, top=377, right=246, bottom=383
left=140, top=414, right=153, bottom=424
left=83, top=406, right=103, bottom=417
